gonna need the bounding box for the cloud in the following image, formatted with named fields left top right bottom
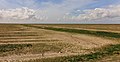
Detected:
left=0, top=7, right=50, bottom=21
left=0, top=0, right=96, bottom=22
left=0, top=7, right=35, bottom=20
left=1, top=0, right=120, bottom=24
left=1, top=4, right=120, bottom=23
left=71, top=5, right=120, bottom=21
left=36, top=0, right=96, bottom=21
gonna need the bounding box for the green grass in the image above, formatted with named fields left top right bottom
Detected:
left=23, top=44, right=120, bottom=62
left=0, top=44, right=32, bottom=53
left=0, top=44, right=32, bottom=56
left=33, top=24, right=120, bottom=31
left=24, top=25, right=120, bottom=39
left=0, top=43, right=61, bottom=57
left=41, top=27, right=120, bottom=39
left=0, top=43, right=74, bottom=57
left=30, top=43, right=61, bottom=54
left=30, top=42, right=80, bottom=54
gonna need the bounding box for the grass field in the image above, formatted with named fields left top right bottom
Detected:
left=33, top=24, right=120, bottom=32
left=0, top=24, right=119, bottom=62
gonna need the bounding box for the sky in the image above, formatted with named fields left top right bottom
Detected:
left=0, top=0, right=120, bottom=24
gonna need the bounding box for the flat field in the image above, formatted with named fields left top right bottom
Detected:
left=33, top=24, right=120, bottom=32
left=0, top=24, right=119, bottom=62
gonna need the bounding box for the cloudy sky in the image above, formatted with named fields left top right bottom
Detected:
left=0, top=0, right=120, bottom=24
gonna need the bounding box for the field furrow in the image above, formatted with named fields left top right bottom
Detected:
left=0, top=24, right=119, bottom=62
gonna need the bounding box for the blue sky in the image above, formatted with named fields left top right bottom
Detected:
left=0, top=0, right=120, bottom=24
left=0, top=0, right=119, bottom=9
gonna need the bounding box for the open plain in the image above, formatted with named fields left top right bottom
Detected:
left=0, top=24, right=119, bottom=62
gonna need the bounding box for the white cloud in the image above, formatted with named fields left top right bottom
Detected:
left=0, top=7, right=35, bottom=20
left=72, top=5, right=120, bottom=21
left=1, top=4, right=120, bottom=23
left=0, top=7, right=49, bottom=21
left=2, top=0, right=119, bottom=24
left=38, top=0, right=95, bottom=21
left=0, top=0, right=96, bottom=22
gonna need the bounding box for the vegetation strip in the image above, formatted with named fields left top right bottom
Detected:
left=24, top=25, right=120, bottom=39
left=24, top=44, right=120, bottom=62
left=22, top=25, right=120, bottom=62
left=0, top=44, right=32, bottom=53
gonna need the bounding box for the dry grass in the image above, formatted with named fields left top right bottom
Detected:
left=0, top=24, right=119, bottom=62
left=33, top=24, right=120, bottom=33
